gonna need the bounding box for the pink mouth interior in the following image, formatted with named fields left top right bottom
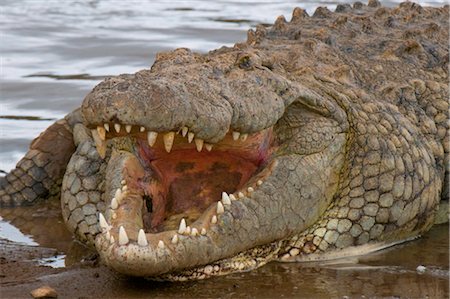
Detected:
left=134, top=129, right=273, bottom=232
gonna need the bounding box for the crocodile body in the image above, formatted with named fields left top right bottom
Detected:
left=0, top=1, right=448, bottom=280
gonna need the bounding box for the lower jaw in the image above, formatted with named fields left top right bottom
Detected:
left=95, top=149, right=278, bottom=277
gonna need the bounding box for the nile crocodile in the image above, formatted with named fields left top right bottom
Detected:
left=0, top=1, right=448, bottom=280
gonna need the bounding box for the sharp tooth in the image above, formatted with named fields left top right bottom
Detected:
left=140, top=126, right=146, bottom=132
left=188, top=132, right=195, bottom=143
left=201, top=228, right=207, bottom=235
left=125, top=124, right=132, bottom=133
left=104, top=123, right=110, bottom=132
left=171, top=234, right=178, bottom=244
left=122, top=185, right=128, bottom=191
left=163, top=132, right=175, bottom=153
left=221, top=192, right=231, bottom=205
left=97, top=126, right=106, bottom=141
left=114, top=123, right=121, bottom=133
left=99, top=213, right=108, bottom=230
left=115, top=188, right=123, bottom=202
left=211, top=215, right=217, bottom=224
left=186, top=226, right=191, bottom=235
left=247, top=187, right=254, bottom=193
left=138, top=229, right=148, bottom=246
left=257, top=180, right=263, bottom=186
left=178, top=218, right=186, bottom=234
left=216, top=201, right=224, bottom=214
left=229, top=194, right=237, bottom=201
left=121, top=180, right=126, bottom=185
left=191, top=228, right=198, bottom=236
left=195, top=138, right=204, bottom=152
left=119, top=226, right=129, bottom=245
left=238, top=192, right=245, bottom=199
left=181, top=127, right=189, bottom=137
left=232, top=131, right=240, bottom=141
left=91, top=129, right=106, bottom=159
left=147, top=131, right=158, bottom=146
left=111, top=197, right=118, bottom=209
left=106, top=231, right=110, bottom=240
left=158, top=240, right=165, bottom=249
left=110, top=235, right=115, bottom=244
left=205, top=144, right=213, bottom=152
left=240, top=133, right=248, bottom=141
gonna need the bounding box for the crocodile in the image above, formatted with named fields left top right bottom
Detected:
left=0, top=1, right=448, bottom=281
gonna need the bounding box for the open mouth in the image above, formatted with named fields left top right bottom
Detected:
left=92, top=123, right=276, bottom=253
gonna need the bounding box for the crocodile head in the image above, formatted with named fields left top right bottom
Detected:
left=80, top=45, right=349, bottom=278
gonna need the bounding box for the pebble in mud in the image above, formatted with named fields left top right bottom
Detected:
left=30, top=285, right=58, bottom=298
left=416, top=265, right=427, bottom=273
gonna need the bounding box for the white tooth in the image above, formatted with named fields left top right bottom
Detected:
left=191, top=228, right=198, bottom=236
left=147, top=131, right=158, bottom=146
left=181, top=127, right=189, bottom=137
left=195, top=139, right=204, bottom=152
left=163, top=132, right=175, bottom=153
left=97, top=126, right=106, bottom=141
left=158, top=240, right=165, bottom=249
left=247, top=187, right=254, bottom=193
left=186, top=226, right=191, bottom=235
left=188, top=132, right=195, bottom=143
left=216, top=201, right=224, bottom=214
left=229, top=194, right=237, bottom=201
left=240, top=133, right=248, bottom=141
left=238, top=192, right=245, bottom=199
left=118, top=226, right=129, bottom=245
left=114, top=123, right=121, bottom=133
left=178, top=218, right=186, bottom=234
left=201, top=228, right=207, bottom=235
left=121, top=180, right=126, bottom=185
left=115, top=188, right=122, bottom=202
left=222, top=192, right=231, bottom=205
left=140, top=126, right=145, bottom=132
left=122, top=185, right=128, bottom=191
left=125, top=124, right=132, bottom=133
left=205, top=144, right=213, bottom=152
left=104, top=123, right=110, bottom=132
left=111, top=197, right=118, bottom=209
left=110, top=235, right=115, bottom=244
left=99, top=213, right=108, bottom=230
left=257, top=180, right=263, bottom=186
left=105, top=231, right=110, bottom=240
left=171, top=234, right=178, bottom=244
left=91, top=129, right=106, bottom=159
left=211, top=215, right=217, bottom=224
left=232, top=131, right=240, bottom=141
left=138, top=229, right=148, bottom=246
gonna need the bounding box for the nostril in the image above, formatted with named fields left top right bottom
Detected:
left=144, top=195, right=153, bottom=213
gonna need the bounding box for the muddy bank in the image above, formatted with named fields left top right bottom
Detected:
left=1, top=225, right=448, bottom=299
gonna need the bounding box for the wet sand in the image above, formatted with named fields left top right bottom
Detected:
left=0, top=224, right=448, bottom=298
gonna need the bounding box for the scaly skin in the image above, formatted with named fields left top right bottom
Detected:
left=0, top=1, right=448, bottom=280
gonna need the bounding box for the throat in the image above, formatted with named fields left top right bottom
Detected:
left=137, top=148, right=262, bottom=232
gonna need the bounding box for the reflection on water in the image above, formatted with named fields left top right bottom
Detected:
left=0, top=0, right=448, bottom=297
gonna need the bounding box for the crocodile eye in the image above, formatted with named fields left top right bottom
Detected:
left=238, top=55, right=252, bottom=69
